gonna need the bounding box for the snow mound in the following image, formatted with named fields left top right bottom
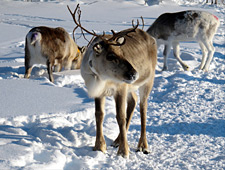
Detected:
left=0, top=0, right=224, bottom=169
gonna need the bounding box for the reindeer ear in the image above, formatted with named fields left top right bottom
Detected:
left=93, top=43, right=103, bottom=55
left=116, top=37, right=126, bottom=45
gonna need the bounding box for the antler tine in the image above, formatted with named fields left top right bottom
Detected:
left=67, top=4, right=100, bottom=39
left=103, top=18, right=140, bottom=46
left=68, top=4, right=141, bottom=46
left=105, top=20, right=139, bottom=46
left=111, top=30, right=116, bottom=35
left=135, top=19, right=139, bottom=29
left=67, top=4, right=79, bottom=27
left=141, top=16, right=144, bottom=30
left=132, top=19, right=139, bottom=29
left=72, top=26, right=78, bottom=41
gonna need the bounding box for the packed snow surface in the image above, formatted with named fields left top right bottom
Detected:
left=0, top=0, right=224, bottom=169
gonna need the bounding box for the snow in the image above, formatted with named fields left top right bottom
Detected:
left=0, top=0, right=224, bottom=169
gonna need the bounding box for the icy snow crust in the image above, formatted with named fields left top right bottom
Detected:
left=0, top=0, right=224, bottom=169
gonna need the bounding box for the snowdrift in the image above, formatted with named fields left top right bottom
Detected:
left=0, top=0, right=224, bottom=169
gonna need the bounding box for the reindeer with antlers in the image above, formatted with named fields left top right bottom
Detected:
left=68, top=4, right=157, bottom=158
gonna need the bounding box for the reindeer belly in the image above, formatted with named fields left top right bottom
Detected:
left=173, top=34, right=197, bottom=42
left=173, top=22, right=200, bottom=41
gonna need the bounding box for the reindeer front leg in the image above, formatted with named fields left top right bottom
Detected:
left=112, top=92, right=137, bottom=148
left=93, top=97, right=107, bottom=153
left=172, top=42, right=189, bottom=71
left=162, top=43, right=172, bottom=71
left=137, top=97, right=149, bottom=154
left=114, top=88, right=129, bottom=158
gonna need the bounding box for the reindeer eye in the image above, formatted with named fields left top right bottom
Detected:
left=106, top=53, right=117, bottom=61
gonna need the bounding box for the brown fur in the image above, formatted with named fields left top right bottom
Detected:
left=81, top=28, right=157, bottom=158
left=24, top=26, right=85, bottom=82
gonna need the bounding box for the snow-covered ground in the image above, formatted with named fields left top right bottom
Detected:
left=0, top=0, right=224, bottom=169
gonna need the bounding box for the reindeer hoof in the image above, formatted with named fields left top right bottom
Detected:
left=117, top=148, right=129, bottom=159
left=162, top=66, right=168, bottom=71
left=111, top=138, right=120, bottom=148
left=183, top=66, right=190, bottom=71
left=143, top=149, right=150, bottom=154
left=118, top=153, right=129, bottom=159
left=111, top=142, right=119, bottom=148
left=93, top=140, right=107, bottom=153
left=116, top=142, right=130, bottom=158
left=24, top=74, right=30, bottom=79
left=93, top=146, right=107, bottom=153
left=136, top=147, right=150, bottom=154
left=202, top=67, right=209, bottom=72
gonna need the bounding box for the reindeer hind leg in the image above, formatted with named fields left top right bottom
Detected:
left=199, top=41, right=208, bottom=70
left=24, top=66, right=33, bottom=79
left=114, top=90, right=129, bottom=158
left=47, top=59, right=54, bottom=82
left=201, top=39, right=215, bottom=71
left=24, top=41, right=33, bottom=79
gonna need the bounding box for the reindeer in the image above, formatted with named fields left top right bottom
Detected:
left=147, top=10, right=220, bottom=71
left=24, top=26, right=86, bottom=82
left=68, top=4, right=157, bottom=158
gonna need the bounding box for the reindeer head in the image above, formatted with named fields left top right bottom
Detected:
left=68, top=4, right=140, bottom=84
left=88, top=34, right=139, bottom=83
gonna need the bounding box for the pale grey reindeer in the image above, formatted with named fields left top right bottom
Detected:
left=24, top=26, right=86, bottom=82
left=147, top=10, right=220, bottom=71
left=68, top=4, right=157, bottom=158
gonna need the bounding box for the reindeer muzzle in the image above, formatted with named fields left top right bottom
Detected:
left=123, top=69, right=139, bottom=84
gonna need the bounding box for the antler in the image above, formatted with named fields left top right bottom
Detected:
left=132, top=16, right=144, bottom=30
left=105, top=23, right=139, bottom=46
left=105, top=20, right=139, bottom=45
left=67, top=4, right=140, bottom=46
left=141, top=16, right=144, bottom=30
left=67, top=4, right=100, bottom=42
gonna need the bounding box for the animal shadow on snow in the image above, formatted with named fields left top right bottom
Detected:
left=214, top=51, right=225, bottom=60
left=213, top=42, right=225, bottom=49
left=0, top=125, right=37, bottom=145
left=130, top=118, right=225, bottom=138
left=153, top=69, right=225, bottom=104
left=69, top=135, right=114, bottom=157
left=73, top=87, right=94, bottom=104
left=0, top=66, right=25, bottom=79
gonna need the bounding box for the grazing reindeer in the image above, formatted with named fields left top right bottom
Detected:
left=68, top=4, right=157, bottom=158
left=147, top=10, right=220, bottom=71
left=24, top=26, right=86, bottom=82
